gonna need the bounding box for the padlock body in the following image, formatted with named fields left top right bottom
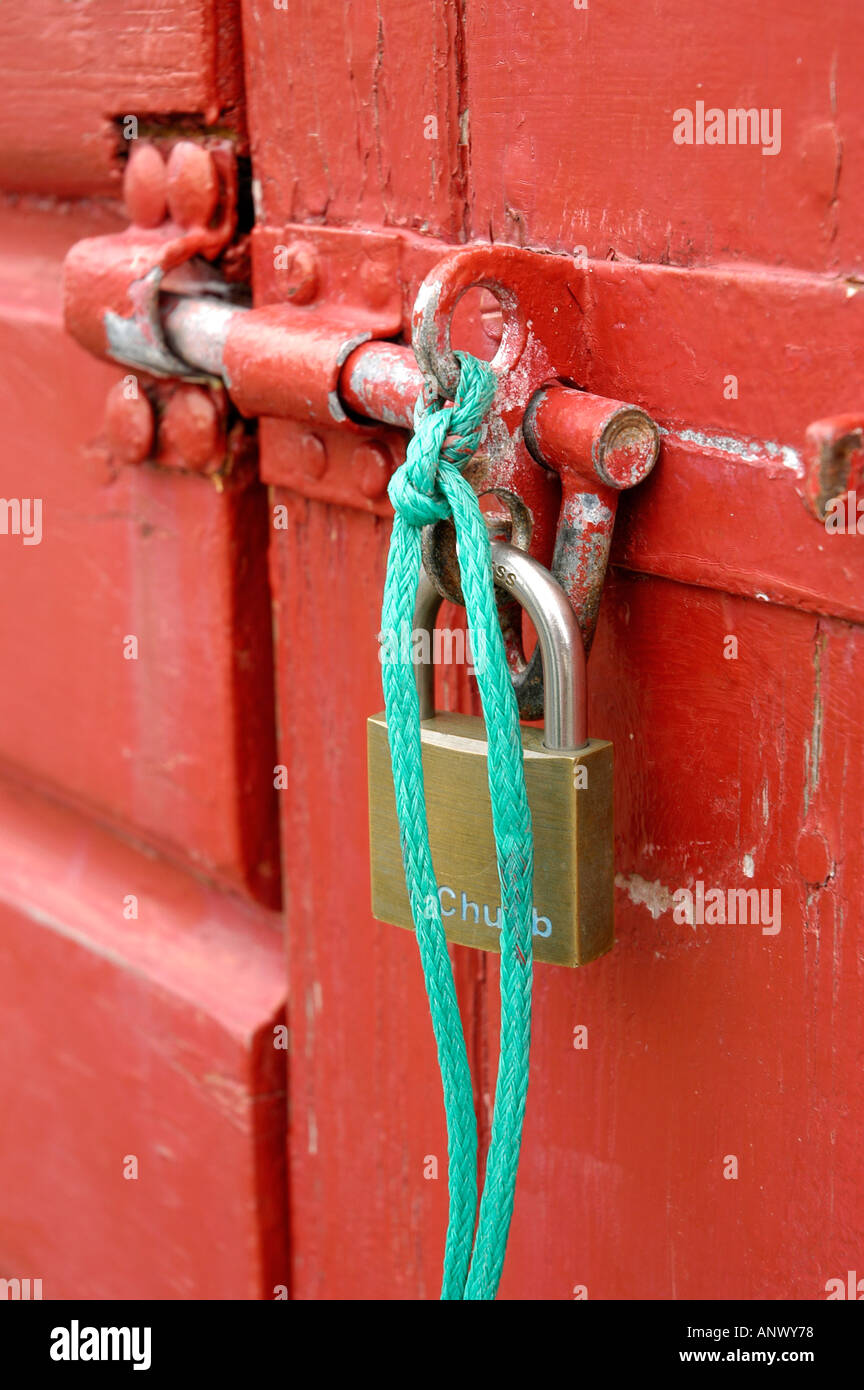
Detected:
left=367, top=711, right=613, bottom=967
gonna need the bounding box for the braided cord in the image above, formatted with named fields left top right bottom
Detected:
left=381, top=502, right=478, bottom=1299
left=380, top=352, right=535, bottom=1300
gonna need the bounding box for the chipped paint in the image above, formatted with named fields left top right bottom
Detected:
left=665, top=426, right=802, bottom=476
left=804, top=625, right=827, bottom=815
left=614, top=873, right=676, bottom=920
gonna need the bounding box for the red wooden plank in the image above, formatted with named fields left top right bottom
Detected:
left=464, top=0, right=864, bottom=274
left=0, top=203, right=279, bottom=905
left=0, top=0, right=245, bottom=196
left=0, top=777, right=287, bottom=1299
left=241, top=0, right=466, bottom=236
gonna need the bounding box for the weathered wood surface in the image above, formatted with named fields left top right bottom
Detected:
left=0, top=0, right=245, bottom=196
left=0, top=778, right=287, bottom=1299
left=0, top=202, right=280, bottom=905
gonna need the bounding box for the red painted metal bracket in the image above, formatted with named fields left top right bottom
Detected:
left=64, top=139, right=239, bottom=377
left=62, top=137, right=248, bottom=477
left=407, top=245, right=659, bottom=713
left=63, top=205, right=661, bottom=715
left=237, top=236, right=660, bottom=713
left=802, top=415, right=864, bottom=521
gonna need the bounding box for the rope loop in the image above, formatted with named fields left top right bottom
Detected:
left=380, top=349, right=534, bottom=1300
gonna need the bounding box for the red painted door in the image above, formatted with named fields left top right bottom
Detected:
left=245, top=0, right=864, bottom=1300
left=1, top=0, right=862, bottom=1304
left=0, top=2, right=287, bottom=1299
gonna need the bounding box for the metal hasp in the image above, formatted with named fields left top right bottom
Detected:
left=63, top=173, right=660, bottom=712
left=161, top=249, right=660, bottom=716
left=165, top=301, right=657, bottom=710
left=410, top=246, right=660, bottom=717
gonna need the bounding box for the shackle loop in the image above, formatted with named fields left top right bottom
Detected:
left=414, top=541, right=588, bottom=751
left=411, top=248, right=528, bottom=400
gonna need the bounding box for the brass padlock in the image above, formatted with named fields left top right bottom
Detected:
left=368, top=541, right=613, bottom=967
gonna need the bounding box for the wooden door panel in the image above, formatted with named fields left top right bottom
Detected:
left=0, top=0, right=289, bottom=1301
left=241, top=0, right=465, bottom=236
left=0, top=779, right=287, bottom=1300
left=497, top=573, right=862, bottom=1299
left=0, top=203, right=279, bottom=905
left=0, top=0, right=246, bottom=196
left=464, top=1, right=863, bottom=273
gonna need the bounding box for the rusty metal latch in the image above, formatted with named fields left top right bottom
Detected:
left=62, top=141, right=661, bottom=716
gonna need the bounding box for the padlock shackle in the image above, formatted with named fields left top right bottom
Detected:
left=415, top=540, right=588, bottom=751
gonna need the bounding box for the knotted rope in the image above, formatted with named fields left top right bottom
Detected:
left=380, top=351, right=535, bottom=1300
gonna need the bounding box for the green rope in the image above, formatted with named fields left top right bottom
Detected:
left=380, top=352, right=535, bottom=1300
